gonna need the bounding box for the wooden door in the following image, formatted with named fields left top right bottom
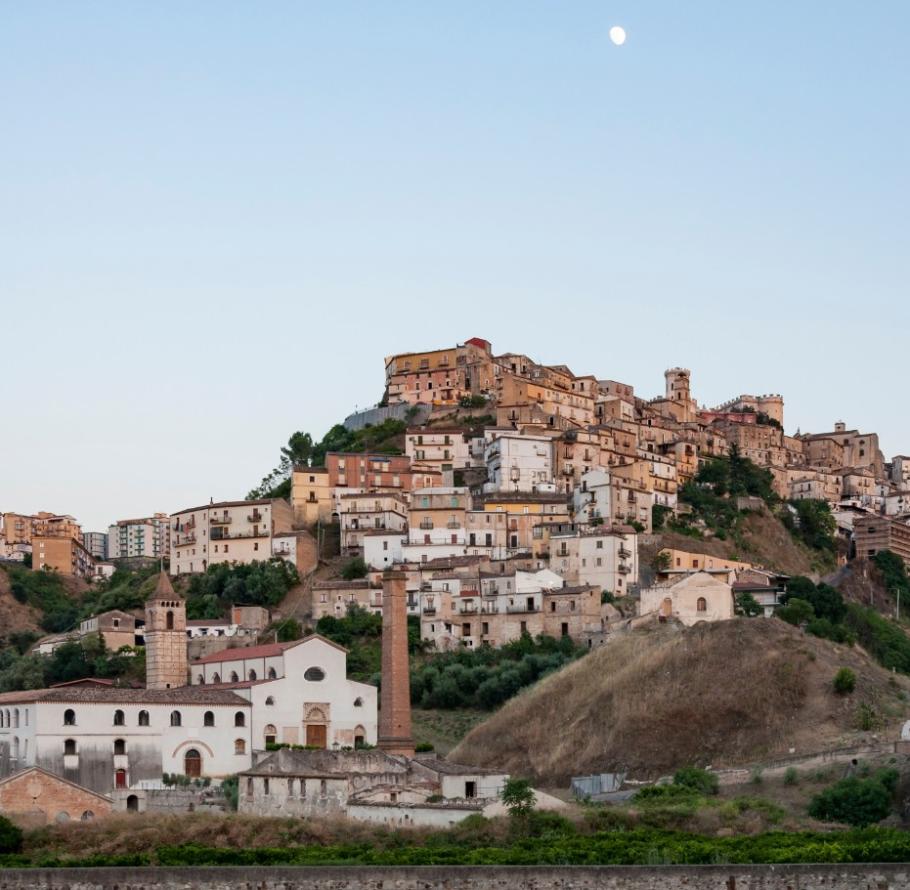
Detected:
left=306, top=724, right=327, bottom=749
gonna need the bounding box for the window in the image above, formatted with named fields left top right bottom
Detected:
left=696, top=597, right=707, bottom=613
left=354, top=697, right=363, bottom=707
left=264, top=724, right=277, bottom=745
left=267, top=667, right=277, bottom=680
left=204, top=711, right=215, bottom=727
left=184, top=749, right=201, bottom=777
left=230, top=672, right=239, bottom=683
left=64, top=739, right=77, bottom=755
left=170, top=711, right=182, bottom=727
left=114, top=739, right=126, bottom=755
left=248, top=669, right=257, bottom=681
left=166, top=611, right=174, bottom=630
left=113, top=710, right=125, bottom=726
left=304, top=667, right=326, bottom=681
left=234, top=711, right=246, bottom=727
left=235, top=739, right=246, bottom=755
left=138, top=710, right=150, bottom=726
left=63, top=709, right=76, bottom=726
left=212, top=673, right=221, bottom=684
left=265, top=696, right=275, bottom=706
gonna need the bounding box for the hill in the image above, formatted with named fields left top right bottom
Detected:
left=450, top=618, right=910, bottom=784
left=0, top=568, right=41, bottom=638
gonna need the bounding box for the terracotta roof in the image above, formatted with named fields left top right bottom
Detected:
left=147, top=571, right=180, bottom=601
left=191, top=633, right=348, bottom=665
left=171, top=498, right=283, bottom=516
left=0, top=686, right=250, bottom=706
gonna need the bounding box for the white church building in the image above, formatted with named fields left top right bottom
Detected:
left=0, top=572, right=378, bottom=796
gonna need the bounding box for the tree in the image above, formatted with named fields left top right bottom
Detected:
left=276, top=618, right=303, bottom=642
left=673, top=767, right=719, bottom=795
left=735, top=592, right=763, bottom=617
left=777, top=597, right=814, bottom=627
left=0, top=814, right=23, bottom=853
left=500, top=777, right=536, bottom=818
left=341, top=557, right=369, bottom=580
left=808, top=772, right=895, bottom=827
left=785, top=499, right=836, bottom=553
left=652, top=550, right=672, bottom=573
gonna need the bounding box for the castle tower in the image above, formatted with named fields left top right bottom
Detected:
left=664, top=368, right=692, bottom=404
left=378, top=569, right=414, bottom=756
left=145, top=572, right=187, bottom=690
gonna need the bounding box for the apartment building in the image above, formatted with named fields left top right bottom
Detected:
left=483, top=433, right=556, bottom=494
left=405, top=428, right=473, bottom=477
left=464, top=493, right=569, bottom=558
left=572, top=469, right=654, bottom=532
left=311, top=580, right=382, bottom=621
left=33, top=534, right=94, bottom=579
left=1, top=512, right=82, bottom=547
left=107, top=514, right=169, bottom=561
left=400, top=487, right=470, bottom=563
left=338, top=493, right=408, bottom=554
left=82, top=532, right=108, bottom=561
left=550, top=527, right=638, bottom=596
left=169, top=499, right=294, bottom=575
left=291, top=466, right=333, bottom=526
left=385, top=338, right=494, bottom=405
left=853, top=516, right=910, bottom=568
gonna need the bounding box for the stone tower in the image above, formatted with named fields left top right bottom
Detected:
left=378, top=569, right=415, bottom=756
left=664, top=367, right=691, bottom=403
left=145, top=571, right=187, bottom=690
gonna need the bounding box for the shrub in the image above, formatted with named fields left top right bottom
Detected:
left=777, top=597, right=814, bottom=627
left=415, top=742, right=434, bottom=753
left=341, top=557, right=369, bottom=580
left=750, top=768, right=764, bottom=785
left=501, top=778, right=535, bottom=817
left=834, top=667, right=856, bottom=695
left=783, top=767, right=799, bottom=786
left=808, top=774, right=895, bottom=827
left=672, top=767, right=719, bottom=796
left=0, top=815, right=22, bottom=854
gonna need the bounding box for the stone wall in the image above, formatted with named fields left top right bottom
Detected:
left=1, top=864, right=909, bottom=889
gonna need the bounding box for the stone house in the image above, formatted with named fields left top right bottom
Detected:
left=0, top=766, right=113, bottom=826
left=639, top=571, right=735, bottom=626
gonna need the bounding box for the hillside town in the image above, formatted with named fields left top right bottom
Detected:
left=2, top=337, right=910, bottom=828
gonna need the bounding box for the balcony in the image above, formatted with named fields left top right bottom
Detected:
left=459, top=605, right=478, bottom=615
left=446, top=520, right=461, bottom=529
left=422, top=607, right=437, bottom=616
left=419, top=519, right=434, bottom=530
left=248, top=512, right=264, bottom=523
left=226, top=530, right=270, bottom=540
left=210, top=515, right=232, bottom=525
left=506, top=604, right=538, bottom=613
left=619, top=547, right=632, bottom=558
left=175, top=534, right=196, bottom=547
left=618, top=564, right=631, bottom=574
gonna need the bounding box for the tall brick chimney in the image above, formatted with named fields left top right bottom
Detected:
left=378, top=569, right=415, bottom=756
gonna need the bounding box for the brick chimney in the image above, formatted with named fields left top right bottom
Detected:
left=378, top=569, right=415, bottom=756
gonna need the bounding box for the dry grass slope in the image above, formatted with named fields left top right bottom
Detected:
left=450, top=618, right=910, bottom=784
left=0, top=568, right=41, bottom=637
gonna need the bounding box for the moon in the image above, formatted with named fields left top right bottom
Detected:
left=609, top=25, right=627, bottom=46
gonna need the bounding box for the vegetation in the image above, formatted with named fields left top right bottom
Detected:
left=340, top=557, right=369, bottom=580
left=500, top=777, right=535, bottom=818
left=672, top=767, right=719, bottom=796
left=249, top=420, right=406, bottom=499
left=411, top=633, right=585, bottom=711
left=0, top=634, right=146, bottom=692
left=735, top=592, right=762, bottom=617
left=872, top=550, right=910, bottom=603
left=184, top=560, right=299, bottom=620
left=808, top=769, right=898, bottom=828
left=13, top=825, right=910, bottom=867
left=781, top=499, right=836, bottom=554
left=833, top=667, right=856, bottom=695
left=4, top=565, right=79, bottom=633
left=0, top=815, right=23, bottom=854
left=776, top=577, right=855, bottom=645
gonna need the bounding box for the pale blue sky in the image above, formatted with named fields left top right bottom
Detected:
left=2, top=2, right=908, bottom=532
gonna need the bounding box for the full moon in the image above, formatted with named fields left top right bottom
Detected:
left=609, top=25, right=627, bottom=46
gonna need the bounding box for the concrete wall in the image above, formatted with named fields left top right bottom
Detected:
left=2, top=864, right=910, bottom=890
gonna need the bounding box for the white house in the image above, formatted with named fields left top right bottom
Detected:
left=639, top=572, right=735, bottom=626
left=483, top=433, right=556, bottom=494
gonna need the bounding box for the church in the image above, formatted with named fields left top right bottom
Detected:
left=0, top=573, right=378, bottom=796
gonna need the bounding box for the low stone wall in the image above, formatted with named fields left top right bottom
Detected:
left=1, top=865, right=909, bottom=890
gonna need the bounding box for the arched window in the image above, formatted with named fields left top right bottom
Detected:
left=81, top=811, right=95, bottom=821
left=212, top=673, right=221, bottom=684
left=204, top=711, right=215, bottom=727
left=304, top=667, right=325, bottom=682
left=197, top=674, right=205, bottom=685
left=248, top=669, right=257, bottom=681
left=264, top=724, right=277, bottom=745
left=234, top=739, right=246, bottom=755
left=234, top=711, right=246, bottom=727
left=696, top=597, right=707, bottom=612
left=170, top=710, right=182, bottom=727
left=114, top=738, right=126, bottom=755
left=113, top=710, right=125, bottom=726
left=13, top=709, right=19, bottom=728
left=64, top=739, right=77, bottom=756
left=230, top=672, right=239, bottom=683
left=138, top=710, right=150, bottom=726
left=184, top=748, right=201, bottom=777
left=63, top=709, right=76, bottom=726
left=267, top=667, right=277, bottom=680
left=115, top=768, right=127, bottom=789
left=265, top=696, right=275, bottom=706
left=353, top=697, right=363, bottom=708
left=166, top=611, right=174, bottom=630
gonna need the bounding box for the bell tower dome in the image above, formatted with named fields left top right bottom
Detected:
left=145, top=572, right=187, bottom=690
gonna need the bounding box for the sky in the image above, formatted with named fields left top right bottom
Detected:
left=2, top=1, right=908, bottom=532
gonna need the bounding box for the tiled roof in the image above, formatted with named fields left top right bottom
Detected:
left=191, top=633, right=348, bottom=665
left=0, top=686, right=250, bottom=706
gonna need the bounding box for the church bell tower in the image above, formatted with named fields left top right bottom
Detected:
left=145, top=571, right=188, bottom=690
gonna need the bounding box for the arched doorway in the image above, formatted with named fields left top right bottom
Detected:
left=126, top=795, right=139, bottom=812
left=354, top=726, right=366, bottom=749
left=305, top=709, right=327, bottom=749
left=184, top=748, right=202, bottom=777
left=264, top=724, right=277, bottom=746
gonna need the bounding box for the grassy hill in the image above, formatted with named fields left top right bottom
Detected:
left=450, top=618, right=910, bottom=784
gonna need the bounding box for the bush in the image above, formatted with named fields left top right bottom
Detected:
left=0, top=815, right=22, bottom=854
left=808, top=773, right=895, bottom=827
left=672, top=767, right=719, bottom=796
left=501, top=778, right=535, bottom=817
left=783, top=767, right=799, bottom=786
left=834, top=667, right=856, bottom=695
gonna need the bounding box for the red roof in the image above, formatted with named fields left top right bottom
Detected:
left=192, top=641, right=296, bottom=665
